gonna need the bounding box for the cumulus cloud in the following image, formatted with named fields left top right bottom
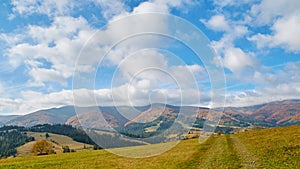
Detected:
left=201, top=15, right=230, bottom=32
left=249, top=14, right=300, bottom=52
left=0, top=0, right=208, bottom=115
left=249, top=0, right=300, bottom=52
left=223, top=47, right=254, bottom=73
left=202, top=14, right=252, bottom=74
left=226, top=62, right=300, bottom=107
left=6, top=16, right=96, bottom=86
left=95, top=0, right=129, bottom=21
left=28, top=68, right=67, bottom=86
left=213, top=0, right=256, bottom=8
left=250, top=0, right=300, bottom=25
left=226, top=84, right=300, bottom=107
left=0, top=85, right=207, bottom=115
left=5, top=59, right=297, bottom=115
left=10, top=0, right=77, bottom=18
left=4, top=0, right=194, bottom=88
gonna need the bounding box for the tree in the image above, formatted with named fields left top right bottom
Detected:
left=45, top=133, right=50, bottom=139
left=93, top=144, right=102, bottom=150
left=62, top=146, right=70, bottom=153
left=31, top=139, right=54, bottom=155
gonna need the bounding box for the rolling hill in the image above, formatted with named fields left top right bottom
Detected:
left=17, top=132, right=93, bottom=157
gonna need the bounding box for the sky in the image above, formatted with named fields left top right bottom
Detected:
left=0, top=0, right=300, bottom=115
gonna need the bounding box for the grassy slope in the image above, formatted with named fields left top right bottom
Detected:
left=0, top=125, right=299, bottom=169
left=17, top=132, right=93, bottom=156
left=236, top=125, right=300, bottom=168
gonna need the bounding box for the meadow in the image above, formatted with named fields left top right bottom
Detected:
left=0, top=125, right=299, bottom=169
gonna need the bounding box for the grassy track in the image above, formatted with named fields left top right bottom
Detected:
left=0, top=125, right=299, bottom=168
left=230, top=135, right=257, bottom=168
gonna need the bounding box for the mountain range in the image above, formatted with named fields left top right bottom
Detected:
left=1, top=100, right=300, bottom=131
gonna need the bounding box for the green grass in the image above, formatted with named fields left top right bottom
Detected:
left=0, top=125, right=299, bottom=168
left=236, top=125, right=300, bottom=168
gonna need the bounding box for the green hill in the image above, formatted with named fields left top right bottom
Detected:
left=0, top=125, right=299, bottom=169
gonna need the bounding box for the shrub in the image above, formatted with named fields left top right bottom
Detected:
left=31, top=139, right=55, bottom=155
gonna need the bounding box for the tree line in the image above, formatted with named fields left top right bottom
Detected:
left=0, top=124, right=101, bottom=158
left=0, top=130, right=34, bottom=158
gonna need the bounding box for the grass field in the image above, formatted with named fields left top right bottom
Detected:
left=17, top=132, right=93, bottom=156
left=1, top=125, right=299, bottom=168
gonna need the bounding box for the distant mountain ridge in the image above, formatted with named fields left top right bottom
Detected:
left=224, top=99, right=300, bottom=126
left=1, top=100, right=300, bottom=129
left=0, top=115, right=20, bottom=126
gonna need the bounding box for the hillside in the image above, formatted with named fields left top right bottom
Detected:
left=224, top=99, right=300, bottom=126
left=2, top=100, right=300, bottom=135
left=0, top=125, right=299, bottom=168
left=4, top=106, right=76, bottom=127
left=17, top=132, right=93, bottom=156
left=0, top=115, right=19, bottom=126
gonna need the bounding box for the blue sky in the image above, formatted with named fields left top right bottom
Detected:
left=0, top=0, right=300, bottom=115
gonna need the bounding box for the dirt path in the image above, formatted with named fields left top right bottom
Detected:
left=230, top=134, right=259, bottom=169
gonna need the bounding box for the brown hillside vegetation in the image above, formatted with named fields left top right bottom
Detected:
left=17, top=132, right=92, bottom=156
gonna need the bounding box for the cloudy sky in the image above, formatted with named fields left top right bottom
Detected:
left=0, top=0, right=300, bottom=115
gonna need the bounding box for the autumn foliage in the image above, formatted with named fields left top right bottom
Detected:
left=31, top=139, right=54, bottom=155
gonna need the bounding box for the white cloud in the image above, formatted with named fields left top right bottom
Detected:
left=201, top=15, right=230, bottom=32
left=117, top=50, right=168, bottom=80
left=249, top=0, right=300, bottom=52
left=226, top=62, right=300, bottom=107
left=250, top=0, right=300, bottom=25
left=3, top=61, right=298, bottom=115
left=132, top=0, right=194, bottom=14
left=95, top=0, right=129, bottom=21
left=223, top=47, right=254, bottom=73
left=6, top=16, right=96, bottom=86
left=10, top=0, right=77, bottom=18
left=106, top=48, right=205, bottom=107
left=210, top=31, right=252, bottom=74
left=202, top=13, right=253, bottom=74
left=0, top=85, right=204, bottom=115
left=28, top=68, right=67, bottom=86
left=4, top=0, right=194, bottom=88
left=133, top=1, right=169, bottom=14
left=28, top=16, right=91, bottom=43
left=249, top=14, right=300, bottom=52
left=2, top=0, right=277, bottom=115
left=214, top=0, right=256, bottom=8
left=226, top=84, right=300, bottom=107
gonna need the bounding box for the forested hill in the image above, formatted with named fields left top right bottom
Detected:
left=0, top=129, right=34, bottom=158
left=0, top=124, right=98, bottom=158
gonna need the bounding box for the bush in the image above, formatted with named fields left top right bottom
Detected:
left=62, top=146, right=70, bottom=153
left=31, top=139, right=55, bottom=155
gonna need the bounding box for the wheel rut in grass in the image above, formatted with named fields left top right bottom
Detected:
left=177, top=136, right=217, bottom=168
left=230, top=134, right=259, bottom=169
left=179, top=135, right=243, bottom=169
left=197, top=136, right=228, bottom=169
